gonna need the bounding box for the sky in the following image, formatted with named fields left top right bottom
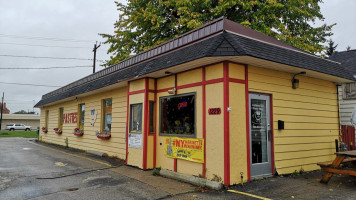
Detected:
left=0, top=0, right=355, bottom=114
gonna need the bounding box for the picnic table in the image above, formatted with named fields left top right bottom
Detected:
left=318, top=150, right=356, bottom=183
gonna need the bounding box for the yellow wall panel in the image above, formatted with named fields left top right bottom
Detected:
left=229, top=82, right=248, bottom=184
left=157, top=75, right=174, bottom=90
left=205, top=83, right=224, bottom=181
left=177, top=68, right=202, bottom=86
left=205, top=63, right=223, bottom=80
left=229, top=63, right=245, bottom=80
left=130, top=79, right=145, bottom=92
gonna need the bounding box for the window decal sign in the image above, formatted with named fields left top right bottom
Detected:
left=178, top=101, right=187, bottom=110
left=164, top=137, right=204, bottom=163
left=63, top=112, right=77, bottom=124
left=90, top=109, right=98, bottom=126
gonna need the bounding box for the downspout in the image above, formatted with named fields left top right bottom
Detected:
left=336, top=84, right=342, bottom=152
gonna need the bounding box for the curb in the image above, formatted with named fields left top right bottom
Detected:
left=86, top=150, right=108, bottom=157
left=160, top=169, right=223, bottom=190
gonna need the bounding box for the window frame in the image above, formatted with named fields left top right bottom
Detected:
left=58, top=107, right=64, bottom=129
left=149, top=101, right=155, bottom=134
left=129, top=103, right=143, bottom=134
left=78, top=103, right=85, bottom=130
left=102, top=99, right=112, bottom=133
left=45, top=110, right=49, bottom=128
left=159, top=92, right=196, bottom=138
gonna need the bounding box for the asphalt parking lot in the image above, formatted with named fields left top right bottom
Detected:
left=1, top=137, right=356, bottom=200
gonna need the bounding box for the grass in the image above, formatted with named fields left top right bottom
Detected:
left=0, top=130, right=38, bottom=138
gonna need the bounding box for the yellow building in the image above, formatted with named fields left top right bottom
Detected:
left=35, top=18, right=354, bottom=185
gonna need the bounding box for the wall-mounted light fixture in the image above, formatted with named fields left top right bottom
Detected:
left=167, top=88, right=176, bottom=94
left=75, top=97, right=78, bottom=101
left=165, top=71, right=172, bottom=75
left=292, top=71, right=306, bottom=89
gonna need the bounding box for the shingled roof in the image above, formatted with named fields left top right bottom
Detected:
left=35, top=17, right=354, bottom=107
left=329, top=50, right=356, bottom=76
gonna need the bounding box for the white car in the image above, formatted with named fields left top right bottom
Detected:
left=5, top=124, right=32, bottom=131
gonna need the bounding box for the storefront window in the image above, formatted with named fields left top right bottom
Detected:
left=160, top=93, right=195, bottom=136
left=149, top=101, right=155, bottom=133
left=102, top=99, right=112, bottom=132
left=130, top=104, right=142, bottom=133
left=59, top=107, right=63, bottom=129
left=78, top=104, right=85, bottom=129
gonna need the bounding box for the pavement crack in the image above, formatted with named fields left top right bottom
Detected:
left=36, top=166, right=119, bottom=179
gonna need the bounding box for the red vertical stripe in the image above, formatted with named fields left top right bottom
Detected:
left=153, top=79, right=157, bottom=168
left=126, top=82, right=130, bottom=165
left=174, top=74, right=178, bottom=172
left=270, top=94, right=275, bottom=175
left=245, top=64, right=251, bottom=181
left=143, top=78, right=149, bottom=170
left=223, top=62, right=230, bottom=185
left=202, top=67, right=207, bottom=178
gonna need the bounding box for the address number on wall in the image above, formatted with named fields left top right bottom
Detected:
left=208, top=108, right=221, bottom=115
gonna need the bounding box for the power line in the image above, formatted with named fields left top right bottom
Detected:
left=0, top=54, right=104, bottom=62
left=0, top=42, right=90, bottom=49
left=0, top=33, right=98, bottom=43
left=0, top=65, right=92, bottom=70
left=0, top=81, right=61, bottom=88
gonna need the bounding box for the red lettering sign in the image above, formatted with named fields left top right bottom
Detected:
left=178, top=101, right=187, bottom=110
left=208, top=108, right=221, bottom=115
left=63, top=112, right=78, bottom=124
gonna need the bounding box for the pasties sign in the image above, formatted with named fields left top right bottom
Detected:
left=63, top=112, right=77, bottom=124
left=164, top=137, right=204, bottom=163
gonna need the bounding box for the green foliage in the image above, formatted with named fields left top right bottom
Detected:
left=325, top=39, right=338, bottom=56
left=0, top=131, right=37, bottom=138
left=101, top=0, right=334, bottom=66
left=152, top=167, right=161, bottom=176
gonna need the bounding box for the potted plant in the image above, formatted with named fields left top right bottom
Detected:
left=53, top=128, right=62, bottom=135
left=41, top=127, right=48, bottom=133
left=73, top=128, right=84, bottom=136
left=95, top=130, right=111, bottom=140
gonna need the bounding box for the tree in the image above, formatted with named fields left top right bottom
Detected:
left=346, top=46, right=352, bottom=51
left=101, top=0, right=335, bottom=66
left=14, top=110, right=27, bottom=114
left=325, top=39, right=338, bottom=56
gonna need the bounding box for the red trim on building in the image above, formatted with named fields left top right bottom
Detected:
left=153, top=79, right=157, bottom=168
left=177, top=82, right=202, bottom=90
left=156, top=87, right=174, bottom=93
left=245, top=64, right=251, bottom=181
left=142, top=78, right=149, bottom=170
left=270, top=94, right=275, bottom=175
left=202, top=67, right=207, bottom=178
left=205, top=78, right=224, bottom=85
left=125, top=82, right=130, bottom=165
left=174, top=74, right=178, bottom=172
left=223, top=62, right=230, bottom=185
left=128, top=89, right=145, bottom=95
left=229, top=78, right=246, bottom=84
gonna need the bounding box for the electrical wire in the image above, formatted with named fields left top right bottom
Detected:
left=0, top=54, right=104, bottom=62
left=0, top=33, right=97, bottom=43
left=0, top=81, right=61, bottom=88
left=0, top=65, right=92, bottom=70
left=0, top=42, right=90, bottom=49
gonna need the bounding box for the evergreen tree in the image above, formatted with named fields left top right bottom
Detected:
left=325, top=39, right=338, bottom=56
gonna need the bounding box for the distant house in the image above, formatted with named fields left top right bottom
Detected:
left=329, top=50, right=356, bottom=150
left=0, top=103, right=10, bottom=114
left=1, top=114, right=40, bottom=130
left=35, top=18, right=354, bottom=185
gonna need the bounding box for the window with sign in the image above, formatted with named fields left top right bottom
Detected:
left=102, top=99, right=112, bottom=132
left=130, top=103, right=142, bottom=133
left=160, top=93, right=195, bottom=137
left=343, top=83, right=356, bottom=99
left=78, top=104, right=85, bottom=129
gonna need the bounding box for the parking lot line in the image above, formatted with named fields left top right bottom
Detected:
left=28, top=141, right=112, bottom=167
left=227, top=190, right=272, bottom=200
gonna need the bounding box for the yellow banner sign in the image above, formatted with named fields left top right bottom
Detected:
left=164, top=137, right=204, bottom=163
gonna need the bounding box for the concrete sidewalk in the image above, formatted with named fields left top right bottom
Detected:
left=112, top=166, right=197, bottom=195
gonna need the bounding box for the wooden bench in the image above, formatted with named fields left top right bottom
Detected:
left=317, top=158, right=356, bottom=168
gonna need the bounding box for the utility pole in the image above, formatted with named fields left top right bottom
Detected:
left=92, top=41, right=101, bottom=73
left=0, top=92, right=4, bottom=130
